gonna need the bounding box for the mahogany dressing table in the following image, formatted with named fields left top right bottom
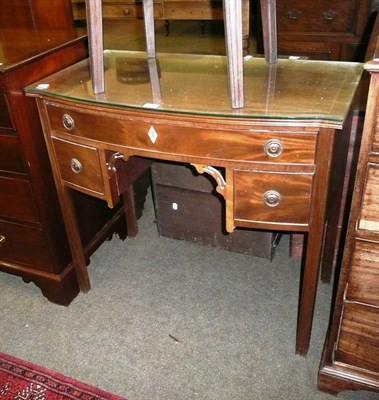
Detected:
left=26, top=50, right=362, bottom=356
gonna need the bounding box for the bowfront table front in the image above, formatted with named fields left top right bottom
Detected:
left=26, top=51, right=362, bottom=356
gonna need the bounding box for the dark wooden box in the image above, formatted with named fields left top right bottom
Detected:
left=151, top=161, right=280, bottom=260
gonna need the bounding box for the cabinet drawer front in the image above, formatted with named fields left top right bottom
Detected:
left=103, top=4, right=140, bottom=18
left=0, top=177, right=38, bottom=223
left=357, top=163, right=379, bottom=232
left=0, top=220, right=51, bottom=271
left=162, top=2, right=223, bottom=20
left=0, top=135, right=25, bottom=173
left=102, top=4, right=163, bottom=19
left=277, top=40, right=336, bottom=60
left=52, top=137, right=105, bottom=195
left=47, top=105, right=317, bottom=165
left=335, top=302, right=379, bottom=374
left=233, top=169, right=313, bottom=227
left=277, top=1, right=356, bottom=33
left=0, top=94, right=14, bottom=132
left=346, top=239, right=379, bottom=307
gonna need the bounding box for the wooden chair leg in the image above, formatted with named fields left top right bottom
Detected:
left=222, top=0, right=244, bottom=109
left=85, top=0, right=104, bottom=93
left=260, top=0, right=277, bottom=64
left=142, top=0, right=156, bottom=58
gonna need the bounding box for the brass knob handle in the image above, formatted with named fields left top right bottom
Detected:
left=322, top=9, right=337, bottom=20
left=0, top=235, right=5, bottom=247
left=263, top=190, right=281, bottom=207
left=62, top=114, right=75, bottom=130
left=264, top=139, right=284, bottom=158
left=123, top=8, right=130, bottom=15
left=70, top=158, right=82, bottom=174
left=287, top=9, right=302, bottom=19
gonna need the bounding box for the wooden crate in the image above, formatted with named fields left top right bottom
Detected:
left=151, top=161, right=280, bottom=260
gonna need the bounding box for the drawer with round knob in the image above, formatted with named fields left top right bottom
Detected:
left=46, top=104, right=317, bottom=166
left=51, top=136, right=106, bottom=196
left=233, top=169, right=313, bottom=229
left=102, top=4, right=163, bottom=19
left=277, top=0, right=356, bottom=33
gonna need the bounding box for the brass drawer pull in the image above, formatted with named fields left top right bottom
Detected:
left=0, top=235, right=5, bottom=247
left=322, top=9, right=337, bottom=21
left=263, top=190, right=281, bottom=207
left=287, top=9, right=302, bottom=20
left=123, top=8, right=130, bottom=15
left=264, top=139, right=284, bottom=158
left=70, top=158, right=83, bottom=174
left=62, top=114, right=75, bottom=130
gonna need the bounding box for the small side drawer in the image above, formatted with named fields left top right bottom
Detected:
left=0, top=135, right=25, bottom=173
left=357, top=163, right=379, bottom=232
left=46, top=105, right=317, bottom=165
left=233, top=169, right=313, bottom=228
left=52, top=137, right=105, bottom=196
left=346, top=239, right=379, bottom=307
left=335, top=302, right=379, bottom=374
left=0, top=176, right=39, bottom=223
left=277, top=0, right=356, bottom=33
left=0, top=219, right=52, bottom=272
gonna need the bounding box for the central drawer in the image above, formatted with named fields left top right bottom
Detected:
left=46, top=104, right=317, bottom=165
left=161, top=1, right=223, bottom=20
left=102, top=3, right=164, bottom=19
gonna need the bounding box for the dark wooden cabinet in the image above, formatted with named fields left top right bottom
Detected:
left=256, top=0, right=372, bottom=61
left=0, top=1, right=143, bottom=305
left=0, top=0, right=75, bottom=29
left=318, top=21, right=379, bottom=395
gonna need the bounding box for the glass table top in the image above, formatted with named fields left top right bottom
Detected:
left=25, top=50, right=363, bottom=124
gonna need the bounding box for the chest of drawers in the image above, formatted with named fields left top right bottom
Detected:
left=318, top=30, right=379, bottom=395
left=257, top=0, right=372, bottom=61
left=0, top=12, right=150, bottom=305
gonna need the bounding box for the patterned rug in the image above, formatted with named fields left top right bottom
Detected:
left=0, top=353, right=125, bottom=400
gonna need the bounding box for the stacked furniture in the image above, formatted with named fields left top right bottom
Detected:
left=318, top=15, right=379, bottom=395
left=0, top=0, right=148, bottom=305
left=71, top=0, right=251, bottom=52
left=257, top=0, right=372, bottom=61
